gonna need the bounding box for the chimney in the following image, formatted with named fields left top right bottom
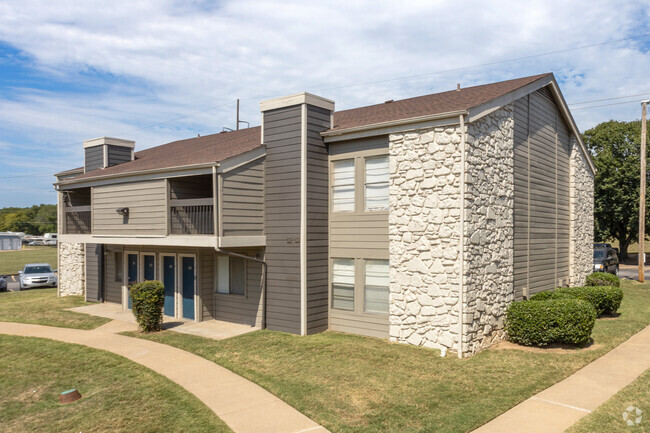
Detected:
left=83, top=137, right=135, bottom=173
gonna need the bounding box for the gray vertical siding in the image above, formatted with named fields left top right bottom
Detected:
left=199, top=249, right=214, bottom=320
left=107, top=145, right=132, bottom=167
left=263, top=106, right=302, bottom=333
left=92, top=180, right=167, bottom=235
left=85, top=243, right=103, bottom=302
left=513, top=87, right=572, bottom=299
left=85, top=146, right=104, bottom=172
left=306, top=105, right=330, bottom=334
left=105, top=245, right=123, bottom=304
left=222, top=159, right=264, bottom=236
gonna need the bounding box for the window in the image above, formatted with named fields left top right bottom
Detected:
left=143, top=254, right=155, bottom=280
left=332, top=159, right=355, bottom=212
left=217, top=255, right=246, bottom=295
left=115, top=252, right=123, bottom=282
left=332, top=258, right=355, bottom=310
left=365, top=155, right=389, bottom=211
left=364, top=260, right=389, bottom=314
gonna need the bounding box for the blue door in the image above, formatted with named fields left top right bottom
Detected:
left=182, top=256, right=195, bottom=320
left=163, top=256, right=175, bottom=317
left=144, top=255, right=155, bottom=280
left=127, top=254, right=138, bottom=309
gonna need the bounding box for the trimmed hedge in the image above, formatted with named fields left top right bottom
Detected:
left=505, top=298, right=597, bottom=346
left=555, top=286, right=623, bottom=316
left=528, top=291, right=573, bottom=302
left=130, top=280, right=165, bottom=332
left=586, top=272, right=620, bottom=287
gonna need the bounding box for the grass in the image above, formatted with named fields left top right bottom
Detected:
left=127, top=280, right=650, bottom=433
left=0, top=246, right=58, bottom=274
left=0, top=334, right=231, bottom=433
left=567, top=369, right=650, bottom=432
left=0, top=288, right=110, bottom=329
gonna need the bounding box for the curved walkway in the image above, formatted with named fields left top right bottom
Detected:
left=0, top=321, right=329, bottom=433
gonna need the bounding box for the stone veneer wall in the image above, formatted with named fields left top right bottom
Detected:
left=569, top=137, right=594, bottom=286
left=58, top=242, right=85, bottom=296
left=388, top=126, right=463, bottom=351
left=462, top=105, right=515, bottom=354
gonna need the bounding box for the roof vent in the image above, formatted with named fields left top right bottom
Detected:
left=457, top=83, right=461, bottom=91
left=384, top=99, right=394, bottom=104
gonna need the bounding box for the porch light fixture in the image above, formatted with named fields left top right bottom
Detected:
left=116, top=207, right=129, bottom=216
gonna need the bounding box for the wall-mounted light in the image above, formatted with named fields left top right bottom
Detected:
left=116, top=207, right=129, bottom=216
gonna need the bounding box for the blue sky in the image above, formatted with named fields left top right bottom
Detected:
left=1, top=0, right=649, bottom=207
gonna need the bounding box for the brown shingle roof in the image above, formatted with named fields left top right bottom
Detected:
left=329, top=73, right=551, bottom=132
left=63, top=126, right=262, bottom=182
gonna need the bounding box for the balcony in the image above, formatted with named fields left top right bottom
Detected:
left=65, top=206, right=92, bottom=234
left=169, top=198, right=214, bottom=235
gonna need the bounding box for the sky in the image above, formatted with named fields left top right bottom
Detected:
left=1, top=0, right=649, bottom=207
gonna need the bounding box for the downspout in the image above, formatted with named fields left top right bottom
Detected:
left=458, top=114, right=466, bottom=359
left=213, top=166, right=268, bottom=330
left=300, top=103, right=308, bottom=336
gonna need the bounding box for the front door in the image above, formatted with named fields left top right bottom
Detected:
left=127, top=253, right=138, bottom=309
left=182, top=256, right=195, bottom=320
left=163, top=255, right=176, bottom=317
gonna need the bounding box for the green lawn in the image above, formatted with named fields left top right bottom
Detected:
left=0, top=334, right=231, bottom=433
left=0, top=288, right=109, bottom=329
left=129, top=280, right=650, bottom=433
left=0, top=246, right=58, bottom=274
left=567, top=369, right=650, bottom=432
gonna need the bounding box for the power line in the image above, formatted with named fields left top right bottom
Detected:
left=569, top=92, right=650, bottom=106
left=571, top=100, right=646, bottom=111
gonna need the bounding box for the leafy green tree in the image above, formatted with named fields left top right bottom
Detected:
left=584, top=120, right=649, bottom=259
left=0, top=205, right=57, bottom=235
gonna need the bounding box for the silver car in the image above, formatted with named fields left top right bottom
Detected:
left=19, top=263, right=58, bottom=289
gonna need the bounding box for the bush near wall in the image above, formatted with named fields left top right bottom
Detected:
left=586, top=272, right=620, bottom=287
left=130, top=281, right=165, bottom=332
left=505, top=299, right=597, bottom=346
left=530, top=286, right=624, bottom=316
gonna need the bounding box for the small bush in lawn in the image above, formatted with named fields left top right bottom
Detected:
left=505, top=298, right=597, bottom=346
left=586, top=272, right=620, bottom=287
left=555, top=286, right=623, bottom=316
left=130, top=280, right=165, bottom=332
left=529, top=291, right=573, bottom=302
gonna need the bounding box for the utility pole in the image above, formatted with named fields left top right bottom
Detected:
left=639, top=100, right=649, bottom=282
left=236, top=99, right=240, bottom=130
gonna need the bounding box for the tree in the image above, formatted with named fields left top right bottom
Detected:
left=584, top=120, right=650, bottom=260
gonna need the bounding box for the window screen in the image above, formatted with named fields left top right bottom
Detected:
left=332, top=159, right=355, bottom=212
left=364, top=260, right=389, bottom=314
left=332, top=258, right=355, bottom=310
left=365, top=156, right=389, bottom=211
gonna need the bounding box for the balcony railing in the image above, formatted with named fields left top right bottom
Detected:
left=65, top=206, right=91, bottom=234
left=169, top=198, right=214, bottom=235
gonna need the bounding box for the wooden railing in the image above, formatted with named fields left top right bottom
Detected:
left=65, top=206, right=91, bottom=234
left=169, top=198, right=214, bottom=235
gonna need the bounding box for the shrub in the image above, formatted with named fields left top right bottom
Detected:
left=529, top=291, right=573, bottom=302
left=505, top=298, right=597, bottom=346
left=555, top=286, right=623, bottom=316
left=130, top=280, right=165, bottom=332
left=586, top=272, right=620, bottom=288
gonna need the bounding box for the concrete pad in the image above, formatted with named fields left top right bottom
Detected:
left=0, top=322, right=330, bottom=433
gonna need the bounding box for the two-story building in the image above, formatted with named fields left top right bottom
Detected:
left=55, top=73, right=594, bottom=356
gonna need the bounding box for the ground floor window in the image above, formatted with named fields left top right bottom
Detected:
left=331, top=258, right=389, bottom=315
left=216, top=255, right=246, bottom=295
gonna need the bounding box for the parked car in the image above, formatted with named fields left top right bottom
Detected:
left=0, top=275, right=7, bottom=291
left=593, top=246, right=619, bottom=276
left=18, top=263, right=58, bottom=289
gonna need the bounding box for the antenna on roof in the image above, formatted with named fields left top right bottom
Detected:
left=236, top=99, right=250, bottom=130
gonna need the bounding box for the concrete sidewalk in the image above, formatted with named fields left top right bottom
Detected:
left=0, top=321, right=329, bottom=433
left=473, top=324, right=650, bottom=433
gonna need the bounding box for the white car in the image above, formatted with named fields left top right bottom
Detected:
left=19, top=263, right=58, bottom=289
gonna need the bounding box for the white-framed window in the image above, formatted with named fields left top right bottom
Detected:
left=331, top=258, right=355, bottom=310
left=364, top=259, right=389, bottom=314
left=332, top=159, right=355, bottom=212
left=217, top=255, right=246, bottom=295
left=365, top=155, right=389, bottom=211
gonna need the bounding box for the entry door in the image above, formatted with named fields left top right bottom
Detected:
left=127, top=253, right=138, bottom=309
left=181, top=256, right=195, bottom=320
left=162, top=255, right=176, bottom=317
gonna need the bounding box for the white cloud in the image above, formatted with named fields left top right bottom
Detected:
left=0, top=0, right=648, bottom=206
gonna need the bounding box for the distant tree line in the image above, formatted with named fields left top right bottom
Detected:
left=0, top=205, right=57, bottom=235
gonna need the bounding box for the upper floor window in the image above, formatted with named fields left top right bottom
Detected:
left=332, top=159, right=355, bottom=212
left=365, top=156, right=389, bottom=211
